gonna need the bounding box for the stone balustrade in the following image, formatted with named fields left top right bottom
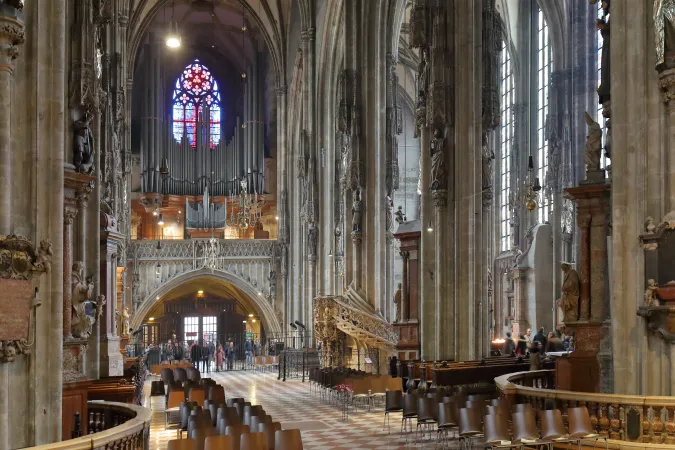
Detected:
left=496, top=370, right=675, bottom=446
left=27, top=401, right=151, bottom=450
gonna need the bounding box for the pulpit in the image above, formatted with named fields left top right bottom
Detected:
left=393, top=220, right=421, bottom=361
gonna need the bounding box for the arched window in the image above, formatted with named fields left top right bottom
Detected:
left=535, top=8, right=552, bottom=224
left=499, top=41, right=514, bottom=252
left=172, top=59, right=221, bottom=148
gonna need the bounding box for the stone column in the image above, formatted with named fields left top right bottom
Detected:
left=0, top=9, right=23, bottom=234
left=63, top=205, right=77, bottom=339
left=100, top=214, right=123, bottom=377
left=578, top=214, right=591, bottom=320
left=400, top=251, right=409, bottom=321
left=75, top=183, right=92, bottom=266
left=351, top=231, right=362, bottom=290
left=433, top=190, right=450, bottom=358
left=513, top=267, right=529, bottom=331
left=660, top=69, right=675, bottom=203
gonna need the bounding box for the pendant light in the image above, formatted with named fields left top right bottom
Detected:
left=166, top=2, right=181, bottom=48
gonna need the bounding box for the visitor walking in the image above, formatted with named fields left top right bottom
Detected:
left=216, top=343, right=224, bottom=372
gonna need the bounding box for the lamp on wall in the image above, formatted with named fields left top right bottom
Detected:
left=165, top=1, right=181, bottom=48
left=523, top=156, right=541, bottom=211
left=157, top=214, right=164, bottom=226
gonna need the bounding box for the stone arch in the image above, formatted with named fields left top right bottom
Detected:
left=131, top=268, right=282, bottom=334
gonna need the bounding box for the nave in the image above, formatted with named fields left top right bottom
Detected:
left=147, top=371, right=419, bottom=450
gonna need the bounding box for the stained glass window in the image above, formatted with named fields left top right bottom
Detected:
left=536, top=8, right=552, bottom=224
left=172, top=59, right=221, bottom=148
left=499, top=41, right=514, bottom=252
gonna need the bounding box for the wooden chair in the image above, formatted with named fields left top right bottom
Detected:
left=227, top=397, right=245, bottom=408
left=512, top=411, right=550, bottom=449
left=539, top=409, right=582, bottom=448
left=166, top=390, right=186, bottom=429
left=240, top=432, right=267, bottom=450
left=483, top=413, right=520, bottom=449
left=568, top=407, right=608, bottom=449
left=416, top=396, right=438, bottom=441
left=190, top=427, right=217, bottom=450
left=168, top=438, right=197, bottom=450
left=457, top=407, right=484, bottom=449
left=189, top=387, right=207, bottom=406
left=401, top=393, right=418, bottom=437
left=383, top=390, right=402, bottom=432
left=224, top=424, right=250, bottom=449
left=250, top=414, right=271, bottom=432
left=209, top=385, right=226, bottom=404
left=512, top=403, right=534, bottom=416
left=258, top=422, right=281, bottom=450
left=204, top=435, right=234, bottom=450
left=274, top=429, right=303, bottom=450
left=436, top=400, right=458, bottom=445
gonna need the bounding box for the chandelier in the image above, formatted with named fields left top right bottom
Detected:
left=229, top=179, right=264, bottom=233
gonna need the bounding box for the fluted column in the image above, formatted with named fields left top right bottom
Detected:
left=0, top=9, right=24, bottom=234
left=590, top=212, right=607, bottom=322
left=351, top=231, right=363, bottom=290
left=433, top=190, right=451, bottom=358
left=418, top=119, right=435, bottom=358
left=660, top=69, right=675, bottom=203
left=63, top=206, right=78, bottom=339
left=400, top=251, right=410, bottom=321
left=75, top=183, right=92, bottom=265
left=578, top=214, right=591, bottom=320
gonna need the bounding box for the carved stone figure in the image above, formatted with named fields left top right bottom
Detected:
left=417, top=48, right=430, bottom=106
left=558, top=263, right=580, bottom=323
left=307, top=222, right=318, bottom=258
left=481, top=133, right=495, bottom=205
left=646, top=216, right=657, bottom=233
left=393, top=282, right=402, bottom=323
left=334, top=225, right=343, bottom=255
left=73, top=113, right=95, bottom=175
left=645, top=279, right=659, bottom=306
left=395, top=206, right=405, bottom=224
left=268, top=270, right=277, bottom=297
left=584, top=112, right=602, bottom=172
left=351, top=189, right=363, bottom=232
left=385, top=195, right=394, bottom=232
left=71, top=262, right=95, bottom=339
left=430, top=126, right=447, bottom=190
left=596, top=3, right=611, bottom=103
left=122, top=307, right=130, bottom=336
left=33, top=239, right=53, bottom=273
left=654, top=0, right=675, bottom=69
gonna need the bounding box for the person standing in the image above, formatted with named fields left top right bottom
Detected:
left=216, top=343, right=224, bottom=372
left=202, top=342, right=210, bottom=373
left=245, top=338, right=253, bottom=368
left=525, top=328, right=532, bottom=350
left=503, top=332, right=516, bottom=355
left=190, top=341, right=201, bottom=370
left=532, top=327, right=548, bottom=350
left=228, top=341, right=235, bottom=370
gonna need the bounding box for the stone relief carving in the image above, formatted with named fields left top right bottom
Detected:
left=393, top=283, right=402, bottom=323
left=267, top=270, right=277, bottom=300
left=385, top=195, right=394, bottom=232
left=307, top=222, right=318, bottom=260
left=584, top=112, right=603, bottom=173
left=71, top=261, right=96, bottom=339
left=645, top=279, right=660, bottom=306
left=481, top=133, right=495, bottom=208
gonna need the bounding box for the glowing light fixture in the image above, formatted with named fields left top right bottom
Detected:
left=166, top=19, right=181, bottom=48
left=157, top=213, right=164, bottom=226
left=152, top=210, right=158, bottom=216
left=242, top=320, right=247, bottom=323
left=426, top=221, right=433, bottom=232
left=156, top=295, right=160, bottom=300
left=149, top=317, right=155, bottom=321
left=252, top=319, right=256, bottom=323
left=248, top=313, right=254, bottom=317
left=197, top=290, right=204, bottom=295
left=275, top=216, right=279, bottom=221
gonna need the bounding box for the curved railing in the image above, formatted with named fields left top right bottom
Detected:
left=28, top=401, right=151, bottom=450
left=496, top=370, right=675, bottom=447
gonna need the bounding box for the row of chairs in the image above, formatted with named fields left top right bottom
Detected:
left=169, top=395, right=303, bottom=450
left=385, top=390, right=608, bottom=449
left=310, top=368, right=402, bottom=410
left=163, top=366, right=202, bottom=385
left=252, top=356, right=279, bottom=372
left=166, top=379, right=225, bottom=428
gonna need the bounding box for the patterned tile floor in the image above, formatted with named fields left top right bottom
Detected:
left=144, top=370, right=456, bottom=449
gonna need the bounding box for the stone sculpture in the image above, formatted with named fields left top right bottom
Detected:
left=596, top=1, right=611, bottom=103
left=351, top=189, right=363, bottom=232
left=481, top=133, right=495, bottom=203
left=33, top=239, right=53, bottom=273
left=584, top=112, right=602, bottom=172
left=393, top=282, right=402, bottom=323
left=73, top=113, right=95, bottom=175
left=558, top=263, right=580, bottom=323
left=268, top=270, right=277, bottom=297
left=654, top=0, right=675, bottom=69
left=122, top=307, right=130, bottom=336
left=307, top=222, right=318, bottom=257
left=71, top=262, right=95, bottom=339
left=395, top=206, right=406, bottom=224
left=645, top=279, right=659, bottom=306
left=385, top=195, right=394, bottom=232
left=430, top=126, right=447, bottom=190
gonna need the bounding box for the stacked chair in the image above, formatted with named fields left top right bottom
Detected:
left=168, top=391, right=305, bottom=450
left=310, top=367, right=402, bottom=411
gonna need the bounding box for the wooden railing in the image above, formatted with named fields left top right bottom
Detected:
left=496, top=370, right=675, bottom=445
left=28, top=401, right=151, bottom=450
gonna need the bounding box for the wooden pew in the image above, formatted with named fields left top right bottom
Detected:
left=88, top=376, right=136, bottom=404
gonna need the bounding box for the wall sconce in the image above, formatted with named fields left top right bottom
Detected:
left=157, top=214, right=164, bottom=226
left=155, top=263, right=162, bottom=276
left=166, top=19, right=181, bottom=48
left=426, top=221, right=433, bottom=232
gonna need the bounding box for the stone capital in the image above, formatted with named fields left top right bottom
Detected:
left=64, top=205, right=79, bottom=225
left=351, top=231, right=362, bottom=245
left=75, top=180, right=95, bottom=209
left=660, top=69, right=675, bottom=110
left=0, top=13, right=25, bottom=73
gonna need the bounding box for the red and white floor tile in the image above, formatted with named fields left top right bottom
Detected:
left=145, top=370, right=458, bottom=449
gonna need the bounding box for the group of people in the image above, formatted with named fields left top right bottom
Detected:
left=502, top=327, right=574, bottom=357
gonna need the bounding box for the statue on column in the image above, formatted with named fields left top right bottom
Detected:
left=596, top=1, right=611, bottom=103
left=654, top=0, right=675, bottom=70
left=481, top=133, right=495, bottom=204
left=430, top=126, right=447, bottom=190
left=385, top=195, right=394, bottom=232
left=351, top=189, right=363, bottom=232
left=644, top=279, right=660, bottom=306
left=73, top=112, right=95, bottom=175
left=71, top=262, right=96, bottom=339
left=584, top=112, right=602, bottom=172
left=557, top=263, right=580, bottom=323
left=268, top=270, right=277, bottom=298
left=122, top=307, right=130, bottom=336
left=393, top=282, right=402, bottom=323
left=307, top=222, right=318, bottom=258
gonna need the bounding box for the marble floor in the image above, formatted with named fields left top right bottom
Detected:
left=145, top=370, right=453, bottom=449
